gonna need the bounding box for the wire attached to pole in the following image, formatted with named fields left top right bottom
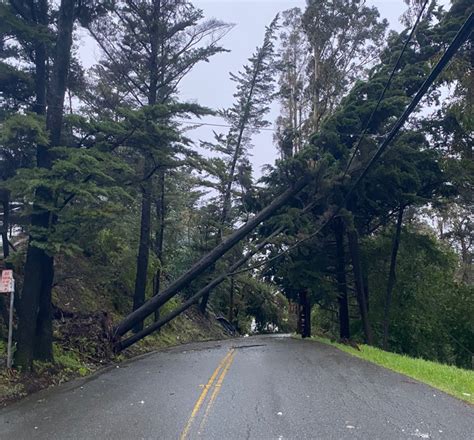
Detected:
left=343, top=0, right=430, bottom=177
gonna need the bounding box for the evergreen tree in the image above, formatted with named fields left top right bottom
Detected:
left=87, top=0, right=231, bottom=332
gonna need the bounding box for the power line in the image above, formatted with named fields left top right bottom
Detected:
left=350, top=11, right=473, bottom=191
left=175, top=119, right=277, bottom=132
left=231, top=11, right=474, bottom=276
left=176, top=119, right=381, bottom=138
left=343, top=0, right=430, bottom=177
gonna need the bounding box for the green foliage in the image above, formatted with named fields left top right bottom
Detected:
left=0, top=113, right=46, bottom=179
left=6, top=142, right=132, bottom=255
left=52, top=345, right=90, bottom=376
left=237, top=276, right=290, bottom=332
left=0, top=0, right=472, bottom=385
left=267, top=1, right=473, bottom=370
left=364, top=227, right=474, bottom=368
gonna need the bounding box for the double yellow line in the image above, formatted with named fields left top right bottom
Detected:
left=180, top=349, right=236, bottom=440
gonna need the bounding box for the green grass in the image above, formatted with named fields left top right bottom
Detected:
left=307, top=335, right=474, bottom=404
left=52, top=345, right=91, bottom=377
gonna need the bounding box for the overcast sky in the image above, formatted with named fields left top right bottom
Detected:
left=78, top=0, right=451, bottom=178
left=177, top=0, right=450, bottom=178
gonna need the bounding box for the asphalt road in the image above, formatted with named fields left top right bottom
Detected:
left=0, top=335, right=472, bottom=439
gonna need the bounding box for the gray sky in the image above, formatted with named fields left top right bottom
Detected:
left=177, top=0, right=429, bottom=178
left=78, top=0, right=451, bottom=178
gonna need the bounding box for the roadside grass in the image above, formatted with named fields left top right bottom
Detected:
left=305, top=335, right=474, bottom=404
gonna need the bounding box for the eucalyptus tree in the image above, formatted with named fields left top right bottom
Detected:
left=274, top=8, right=312, bottom=158
left=302, top=0, right=388, bottom=131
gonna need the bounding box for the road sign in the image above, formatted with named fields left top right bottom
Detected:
left=0, top=270, right=14, bottom=368
left=0, top=270, right=14, bottom=294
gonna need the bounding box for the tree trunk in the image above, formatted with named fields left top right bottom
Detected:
left=347, top=229, right=373, bottom=344
left=133, top=171, right=153, bottom=333
left=118, top=225, right=285, bottom=351
left=228, top=276, right=235, bottom=323
left=312, top=46, right=321, bottom=131
left=34, top=253, right=54, bottom=361
left=113, top=177, right=308, bottom=338
left=1, top=191, right=10, bottom=259
left=334, top=218, right=350, bottom=340
left=300, top=290, right=311, bottom=338
left=15, top=245, right=43, bottom=368
left=363, top=271, right=369, bottom=312
left=16, top=0, right=75, bottom=369
left=383, top=206, right=404, bottom=350
left=153, top=170, right=166, bottom=322
left=200, top=289, right=210, bottom=313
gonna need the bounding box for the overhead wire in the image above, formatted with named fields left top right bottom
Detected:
left=229, top=11, right=474, bottom=277
left=343, top=0, right=430, bottom=177
left=224, top=0, right=434, bottom=278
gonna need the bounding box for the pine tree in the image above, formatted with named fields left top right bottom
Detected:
left=198, top=16, right=279, bottom=312
left=87, top=0, right=231, bottom=332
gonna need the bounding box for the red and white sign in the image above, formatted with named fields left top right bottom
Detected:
left=0, top=270, right=14, bottom=294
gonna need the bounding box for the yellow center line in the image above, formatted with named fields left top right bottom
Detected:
left=179, top=349, right=235, bottom=440
left=197, top=349, right=236, bottom=436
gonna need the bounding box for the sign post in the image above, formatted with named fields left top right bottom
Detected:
left=1, top=270, right=14, bottom=368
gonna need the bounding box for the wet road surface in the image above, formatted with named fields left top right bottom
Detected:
left=0, top=334, right=472, bottom=439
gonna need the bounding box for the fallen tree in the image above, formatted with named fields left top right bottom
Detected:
left=114, top=175, right=311, bottom=339
left=117, top=225, right=286, bottom=351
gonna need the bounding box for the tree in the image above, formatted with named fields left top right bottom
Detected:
left=198, top=16, right=279, bottom=312
left=2, top=0, right=129, bottom=369
left=274, top=8, right=312, bottom=158
left=218, top=16, right=279, bottom=232
left=7, top=0, right=76, bottom=369
left=302, top=0, right=388, bottom=131
left=87, top=0, right=231, bottom=332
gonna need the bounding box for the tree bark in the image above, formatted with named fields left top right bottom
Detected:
left=363, top=270, right=369, bottom=312
left=1, top=191, right=10, bottom=259
left=383, top=206, right=404, bottom=350
left=153, top=170, right=166, bottom=322
left=312, top=46, right=321, bottom=131
left=347, top=229, right=373, bottom=344
left=133, top=170, right=153, bottom=333
left=33, top=253, right=54, bottom=360
left=114, top=177, right=309, bottom=338
left=228, top=275, right=235, bottom=323
left=334, top=217, right=350, bottom=340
